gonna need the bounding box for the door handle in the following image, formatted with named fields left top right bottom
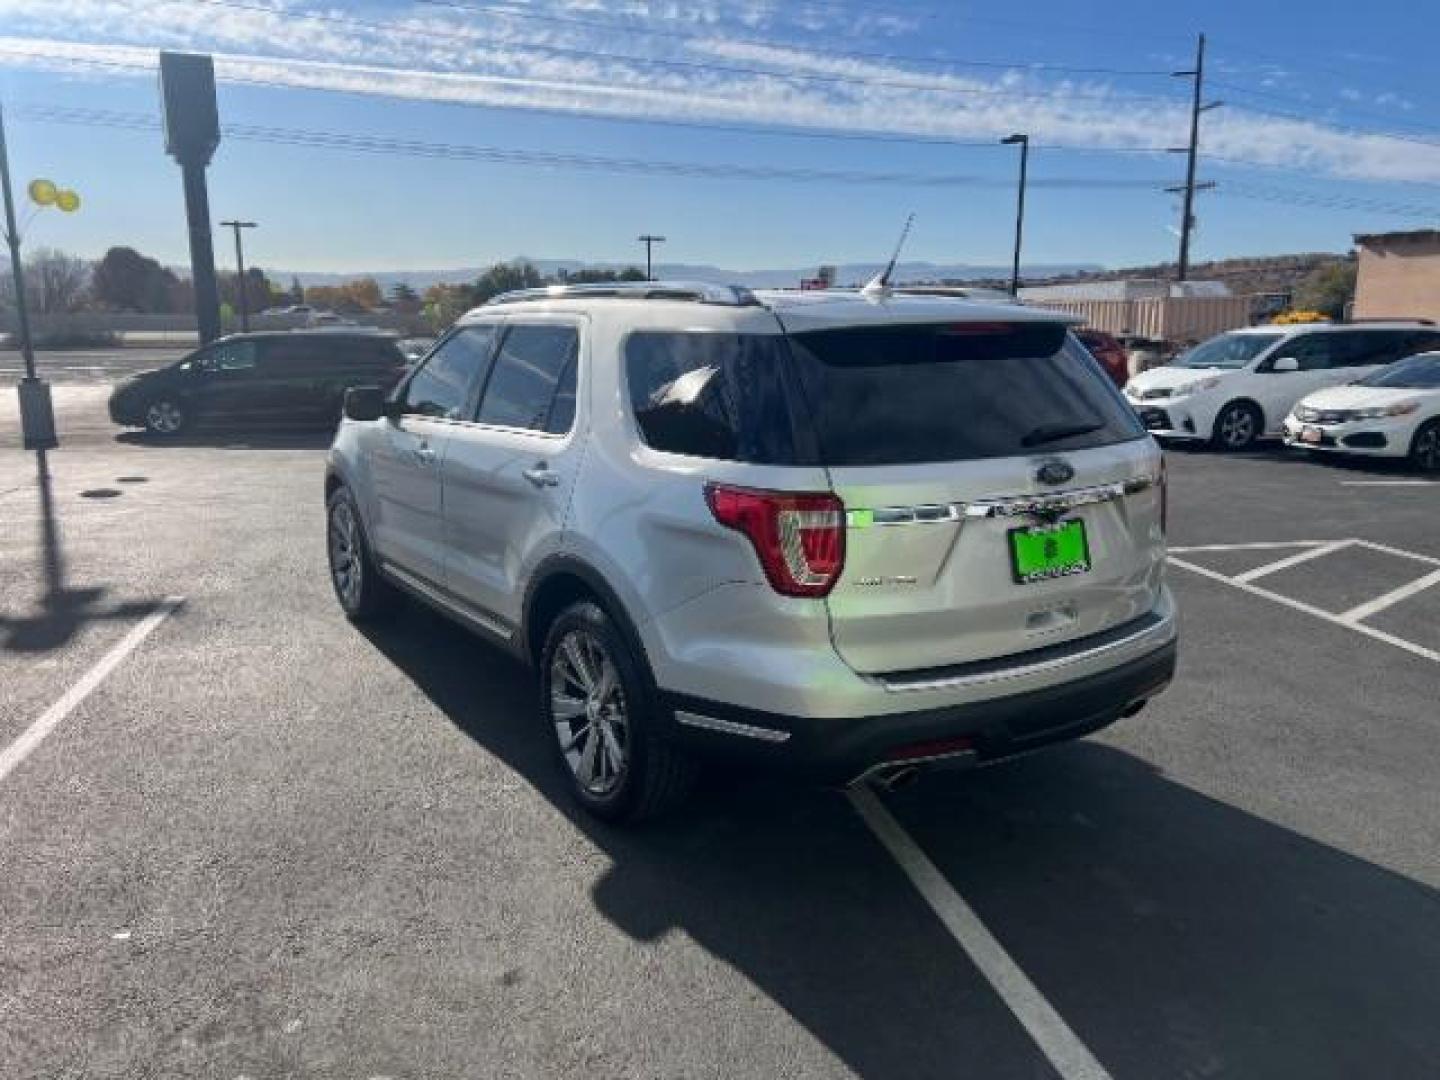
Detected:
left=414, top=442, right=437, bottom=465
left=522, top=463, right=561, bottom=488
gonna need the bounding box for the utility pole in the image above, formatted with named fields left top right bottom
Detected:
left=221, top=220, right=257, bottom=332
left=637, top=234, right=666, bottom=281
left=1000, top=133, right=1029, bottom=297
left=1171, top=32, right=1222, bottom=281
left=1, top=101, right=57, bottom=449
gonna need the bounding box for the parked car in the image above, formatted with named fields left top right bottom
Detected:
left=108, top=331, right=409, bottom=435
left=324, top=282, right=1176, bottom=822
left=1123, top=322, right=1440, bottom=450
left=1074, top=328, right=1130, bottom=387
left=1283, top=351, right=1440, bottom=472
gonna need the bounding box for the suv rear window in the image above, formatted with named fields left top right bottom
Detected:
left=785, top=322, right=1144, bottom=466
left=625, top=332, right=804, bottom=463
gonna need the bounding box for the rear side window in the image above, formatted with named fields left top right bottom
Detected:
left=476, top=324, right=579, bottom=434
left=625, top=332, right=802, bottom=463
left=403, top=325, right=497, bottom=419
left=786, top=322, right=1144, bottom=466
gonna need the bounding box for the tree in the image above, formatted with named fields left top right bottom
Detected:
left=91, top=246, right=181, bottom=312
left=289, top=276, right=305, bottom=305
left=0, top=248, right=91, bottom=314
left=422, top=283, right=471, bottom=329
left=470, top=260, right=545, bottom=304
left=305, top=277, right=384, bottom=313
left=560, top=266, right=647, bottom=285
left=388, top=281, right=421, bottom=313
left=1292, top=258, right=1357, bottom=320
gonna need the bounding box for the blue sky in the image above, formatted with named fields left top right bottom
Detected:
left=2, top=0, right=1437, bottom=277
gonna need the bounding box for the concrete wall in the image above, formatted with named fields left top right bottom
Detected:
left=1354, top=236, right=1440, bottom=322
left=1026, top=296, right=1254, bottom=343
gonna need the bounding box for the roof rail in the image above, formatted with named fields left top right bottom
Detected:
left=1344, top=317, right=1436, bottom=326
left=481, top=280, right=760, bottom=307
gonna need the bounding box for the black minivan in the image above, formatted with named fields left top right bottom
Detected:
left=109, top=331, right=409, bottom=435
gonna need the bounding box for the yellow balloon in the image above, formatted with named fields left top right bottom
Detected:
left=28, top=178, right=58, bottom=206
left=55, top=190, right=81, bottom=213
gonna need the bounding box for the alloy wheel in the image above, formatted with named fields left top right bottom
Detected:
left=328, top=499, right=363, bottom=608
left=1415, top=426, right=1440, bottom=472
left=145, top=400, right=184, bottom=434
left=1219, top=407, right=1255, bottom=449
left=549, top=630, right=629, bottom=796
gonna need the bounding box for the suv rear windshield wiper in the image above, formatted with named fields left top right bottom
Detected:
left=1021, top=421, right=1105, bottom=447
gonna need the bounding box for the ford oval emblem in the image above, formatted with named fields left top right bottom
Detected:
left=1036, top=460, right=1074, bottom=486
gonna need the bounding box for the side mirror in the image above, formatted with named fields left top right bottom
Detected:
left=1271, top=356, right=1300, bottom=373
left=343, top=385, right=388, bottom=422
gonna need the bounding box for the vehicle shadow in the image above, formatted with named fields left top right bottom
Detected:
left=360, top=603, right=1440, bottom=1079
left=358, top=603, right=1048, bottom=1079
left=0, top=449, right=166, bottom=653
left=888, top=744, right=1440, bottom=1078
left=114, top=428, right=335, bottom=451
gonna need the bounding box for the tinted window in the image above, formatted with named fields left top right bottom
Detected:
left=402, top=326, right=496, bottom=419
left=198, top=340, right=258, bottom=371
left=1173, top=332, right=1281, bottom=369
left=625, top=332, right=802, bottom=463
left=477, top=324, right=579, bottom=434
left=787, top=322, right=1144, bottom=466
left=261, top=337, right=335, bottom=372
left=1274, top=331, right=1415, bottom=371
left=1359, top=352, right=1440, bottom=389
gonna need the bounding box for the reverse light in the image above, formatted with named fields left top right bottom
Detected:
left=705, top=483, right=845, bottom=598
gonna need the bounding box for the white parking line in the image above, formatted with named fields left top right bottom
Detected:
left=0, top=598, right=183, bottom=786
left=849, top=786, right=1113, bottom=1080
left=1168, top=541, right=1334, bottom=553
left=1232, top=540, right=1354, bottom=584
left=1170, top=557, right=1440, bottom=665
left=1339, top=567, right=1440, bottom=624
left=1339, top=480, right=1437, bottom=487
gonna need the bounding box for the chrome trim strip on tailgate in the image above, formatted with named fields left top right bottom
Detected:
left=846, top=478, right=1155, bottom=528
left=675, top=711, right=792, bottom=743
left=875, top=609, right=1174, bottom=694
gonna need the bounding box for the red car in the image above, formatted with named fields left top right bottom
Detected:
left=1074, top=329, right=1129, bottom=388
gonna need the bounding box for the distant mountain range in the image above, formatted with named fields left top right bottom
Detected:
left=276, top=258, right=1103, bottom=291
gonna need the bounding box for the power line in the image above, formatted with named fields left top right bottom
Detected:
left=405, top=0, right=1178, bottom=77
left=1218, top=181, right=1440, bottom=220
left=10, top=103, right=1177, bottom=189
left=1210, top=79, right=1440, bottom=142
left=0, top=46, right=1175, bottom=155
left=157, top=0, right=1190, bottom=107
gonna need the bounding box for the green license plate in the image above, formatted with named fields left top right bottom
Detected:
left=1008, top=519, right=1091, bottom=584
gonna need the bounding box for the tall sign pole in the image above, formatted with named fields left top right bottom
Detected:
left=159, top=52, right=223, bottom=343
left=1, top=101, right=58, bottom=449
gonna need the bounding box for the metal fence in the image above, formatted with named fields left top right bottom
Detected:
left=1029, top=296, right=1255, bottom=343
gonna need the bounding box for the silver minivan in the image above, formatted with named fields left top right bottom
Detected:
left=325, top=283, right=1176, bottom=821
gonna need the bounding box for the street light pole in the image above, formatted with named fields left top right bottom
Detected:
left=0, top=102, right=37, bottom=382
left=1, top=101, right=58, bottom=449
left=637, top=234, right=666, bottom=281
left=1001, top=133, right=1029, bottom=297
left=220, top=219, right=257, bottom=332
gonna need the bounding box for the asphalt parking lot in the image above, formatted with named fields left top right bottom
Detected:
left=3, top=361, right=1440, bottom=1078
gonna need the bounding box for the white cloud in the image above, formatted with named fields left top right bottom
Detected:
left=0, top=0, right=1437, bottom=184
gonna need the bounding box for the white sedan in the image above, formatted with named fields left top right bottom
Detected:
left=1282, top=351, right=1440, bottom=472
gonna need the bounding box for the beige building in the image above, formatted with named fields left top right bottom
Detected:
left=1353, top=229, right=1440, bottom=321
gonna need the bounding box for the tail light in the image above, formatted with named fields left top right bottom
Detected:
left=704, top=483, right=845, bottom=598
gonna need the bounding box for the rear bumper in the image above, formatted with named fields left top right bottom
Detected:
left=661, top=638, right=1177, bottom=784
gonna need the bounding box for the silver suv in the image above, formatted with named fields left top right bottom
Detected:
left=325, top=282, right=1177, bottom=820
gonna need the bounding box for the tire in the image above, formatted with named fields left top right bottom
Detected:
left=143, top=397, right=189, bottom=436
left=1210, top=401, right=1262, bottom=451
left=326, top=486, right=399, bottom=622
left=1410, top=420, right=1440, bottom=474
left=540, top=601, right=696, bottom=823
